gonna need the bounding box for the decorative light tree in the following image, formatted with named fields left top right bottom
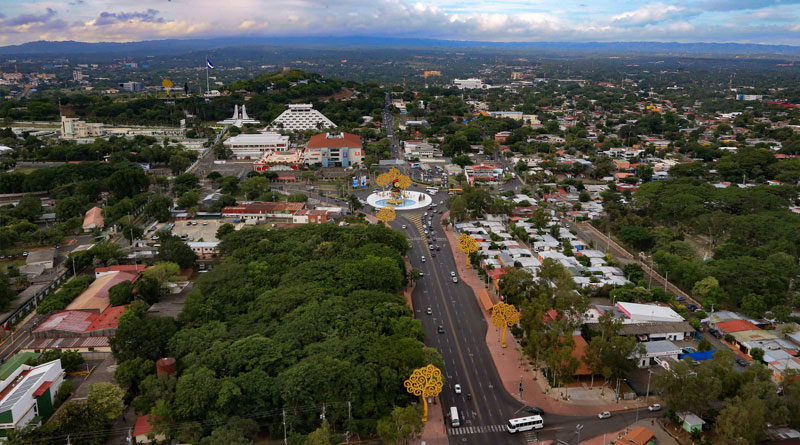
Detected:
left=491, top=301, right=521, bottom=348
left=376, top=206, right=396, bottom=225
left=376, top=172, right=392, bottom=194
left=404, top=364, right=443, bottom=422
left=457, top=233, right=479, bottom=268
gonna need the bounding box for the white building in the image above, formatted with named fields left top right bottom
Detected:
left=269, top=104, right=336, bottom=132
left=453, top=78, right=488, bottom=90
left=617, top=302, right=684, bottom=323
left=218, top=104, right=260, bottom=128
left=489, top=111, right=523, bottom=120
left=60, top=116, right=104, bottom=139
left=0, top=358, right=65, bottom=434
left=223, top=132, right=290, bottom=159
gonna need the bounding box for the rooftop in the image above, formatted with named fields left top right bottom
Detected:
left=306, top=132, right=362, bottom=149
left=66, top=271, right=138, bottom=312
left=715, top=319, right=759, bottom=334
left=616, top=302, right=684, bottom=322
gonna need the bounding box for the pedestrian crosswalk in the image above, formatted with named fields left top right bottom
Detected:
left=448, top=424, right=507, bottom=435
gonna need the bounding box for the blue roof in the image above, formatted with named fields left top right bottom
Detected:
left=678, top=350, right=717, bottom=361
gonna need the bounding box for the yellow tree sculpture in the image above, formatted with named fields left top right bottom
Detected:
left=491, top=302, right=521, bottom=348
left=396, top=174, right=413, bottom=198
left=404, top=364, right=444, bottom=422
left=376, top=172, right=392, bottom=194
left=376, top=206, right=396, bottom=225
left=457, top=233, right=479, bottom=268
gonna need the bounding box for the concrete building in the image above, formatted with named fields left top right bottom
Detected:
left=303, top=132, right=363, bottom=167
left=217, top=104, right=260, bottom=128
left=118, top=81, right=142, bottom=92
left=0, top=358, right=64, bottom=434
left=269, top=104, right=336, bottom=132
left=489, top=111, right=523, bottom=120
left=60, top=116, right=104, bottom=139
left=221, top=202, right=306, bottom=221
left=292, top=209, right=331, bottom=225
left=453, top=78, right=488, bottom=90
left=637, top=340, right=683, bottom=368
left=616, top=302, right=684, bottom=323
left=187, top=241, right=219, bottom=259
left=25, top=249, right=55, bottom=270
left=223, top=132, right=290, bottom=160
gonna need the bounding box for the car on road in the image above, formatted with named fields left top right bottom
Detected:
left=438, top=325, right=445, bottom=334
left=598, top=411, right=611, bottom=419
left=22, top=251, right=28, bottom=257
left=450, top=272, right=456, bottom=277
left=421, top=256, right=426, bottom=263
left=436, top=245, right=441, bottom=251
left=427, top=307, right=432, bottom=315
left=454, top=384, right=462, bottom=394
left=524, top=407, right=544, bottom=415
left=452, top=277, right=458, bottom=283
left=648, top=404, right=661, bottom=412
left=419, top=271, right=424, bottom=277
left=402, top=225, right=406, bottom=229
left=736, top=358, right=749, bottom=367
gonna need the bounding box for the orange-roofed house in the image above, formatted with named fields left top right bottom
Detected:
left=715, top=319, right=759, bottom=335
left=66, top=271, right=139, bottom=312
left=82, top=206, right=104, bottom=232
left=95, top=264, right=147, bottom=279
left=617, top=426, right=655, bottom=445
left=133, top=415, right=166, bottom=444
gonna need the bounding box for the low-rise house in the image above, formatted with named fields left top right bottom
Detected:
left=24, top=249, right=56, bottom=271
left=187, top=241, right=219, bottom=259
left=66, top=271, right=139, bottom=312
left=82, top=206, right=104, bottom=232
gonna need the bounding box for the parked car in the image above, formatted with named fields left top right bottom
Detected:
left=676, top=296, right=685, bottom=302
left=683, top=347, right=696, bottom=354
left=598, top=411, right=611, bottom=419
left=648, top=404, right=661, bottom=412
left=736, top=358, right=749, bottom=367
left=687, top=304, right=698, bottom=312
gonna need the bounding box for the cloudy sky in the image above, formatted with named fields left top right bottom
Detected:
left=1, top=0, right=799, bottom=46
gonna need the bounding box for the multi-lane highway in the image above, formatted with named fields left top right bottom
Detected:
left=385, top=194, right=661, bottom=444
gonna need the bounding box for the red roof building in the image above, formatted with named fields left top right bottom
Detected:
left=134, top=415, right=166, bottom=444
left=222, top=202, right=306, bottom=221
left=303, top=132, right=363, bottom=167
left=716, top=319, right=759, bottom=334
left=95, top=264, right=147, bottom=279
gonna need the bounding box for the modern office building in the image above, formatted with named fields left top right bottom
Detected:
left=223, top=132, right=291, bottom=159
left=60, top=116, right=104, bottom=139
left=118, top=81, right=143, bottom=92
left=303, top=132, right=363, bottom=167
left=269, top=104, right=336, bottom=131
left=0, top=358, right=65, bottom=434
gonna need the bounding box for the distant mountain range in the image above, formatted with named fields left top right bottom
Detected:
left=2, top=36, right=800, bottom=57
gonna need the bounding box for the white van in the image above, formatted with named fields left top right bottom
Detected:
left=450, top=406, right=460, bottom=427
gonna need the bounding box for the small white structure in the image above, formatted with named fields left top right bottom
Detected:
left=454, top=78, right=489, bottom=90
left=218, top=104, right=260, bottom=128
left=636, top=340, right=683, bottom=368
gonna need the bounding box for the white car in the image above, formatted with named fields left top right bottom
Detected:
left=450, top=271, right=456, bottom=277
left=598, top=411, right=611, bottom=419
left=421, top=256, right=426, bottom=262
left=426, top=307, right=432, bottom=315
left=454, top=384, right=462, bottom=394
left=402, top=224, right=407, bottom=229
left=648, top=404, right=661, bottom=412
left=452, top=277, right=458, bottom=283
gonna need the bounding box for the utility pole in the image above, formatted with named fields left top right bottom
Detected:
left=282, top=409, right=288, bottom=445
left=645, top=369, right=653, bottom=403
left=346, top=401, right=351, bottom=445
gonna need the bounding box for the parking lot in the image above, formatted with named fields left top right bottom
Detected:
left=154, top=219, right=227, bottom=242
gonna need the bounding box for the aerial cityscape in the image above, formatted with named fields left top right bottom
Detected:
left=0, top=1, right=799, bottom=445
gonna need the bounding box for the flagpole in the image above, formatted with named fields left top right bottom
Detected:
left=205, top=56, right=209, bottom=94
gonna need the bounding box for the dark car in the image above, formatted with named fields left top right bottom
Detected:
left=525, top=407, right=544, bottom=415
left=437, top=325, right=445, bottom=334
left=686, top=304, right=698, bottom=312
left=736, top=358, right=749, bottom=367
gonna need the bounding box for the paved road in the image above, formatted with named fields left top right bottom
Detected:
left=385, top=205, right=660, bottom=444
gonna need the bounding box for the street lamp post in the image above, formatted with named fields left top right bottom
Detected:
left=645, top=369, right=653, bottom=403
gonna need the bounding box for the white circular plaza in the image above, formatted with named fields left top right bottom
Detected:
left=367, top=191, right=432, bottom=211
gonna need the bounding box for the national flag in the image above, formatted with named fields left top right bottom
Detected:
left=207, top=59, right=214, bottom=69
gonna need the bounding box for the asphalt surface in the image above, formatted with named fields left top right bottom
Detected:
left=385, top=196, right=661, bottom=444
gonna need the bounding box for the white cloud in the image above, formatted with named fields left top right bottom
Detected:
left=611, top=3, right=688, bottom=26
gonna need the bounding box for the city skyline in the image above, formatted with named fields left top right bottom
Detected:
left=1, top=0, right=800, bottom=47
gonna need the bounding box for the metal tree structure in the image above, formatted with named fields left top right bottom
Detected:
left=457, top=233, right=479, bottom=268
left=376, top=206, right=396, bottom=225
left=491, top=302, right=521, bottom=348
left=376, top=172, right=392, bottom=194
left=403, top=364, right=444, bottom=422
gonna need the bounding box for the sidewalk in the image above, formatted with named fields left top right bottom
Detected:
left=441, top=214, right=647, bottom=417
left=417, top=396, right=448, bottom=445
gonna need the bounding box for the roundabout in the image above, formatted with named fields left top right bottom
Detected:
left=367, top=167, right=432, bottom=211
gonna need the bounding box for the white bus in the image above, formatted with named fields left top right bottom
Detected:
left=506, top=415, right=543, bottom=433
left=450, top=406, right=460, bottom=427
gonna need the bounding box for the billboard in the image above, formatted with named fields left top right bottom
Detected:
left=360, top=176, right=368, bottom=187
left=352, top=177, right=360, bottom=188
